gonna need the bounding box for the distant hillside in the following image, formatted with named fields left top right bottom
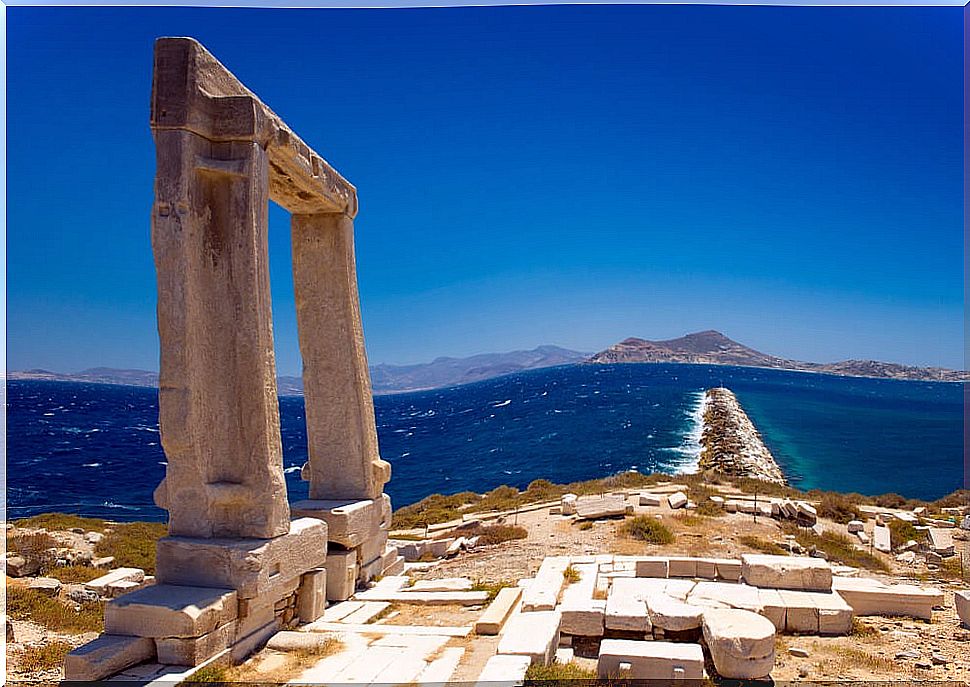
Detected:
left=588, top=330, right=970, bottom=382
left=8, top=345, right=588, bottom=395
left=369, top=345, right=588, bottom=393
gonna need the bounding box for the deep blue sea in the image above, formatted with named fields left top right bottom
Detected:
left=6, top=363, right=966, bottom=521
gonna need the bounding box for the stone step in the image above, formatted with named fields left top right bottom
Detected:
left=597, top=639, right=704, bottom=680
left=474, top=586, right=523, bottom=635
left=301, top=621, right=472, bottom=636
left=496, top=610, right=562, bottom=666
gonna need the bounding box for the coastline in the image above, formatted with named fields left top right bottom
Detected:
left=698, top=386, right=786, bottom=484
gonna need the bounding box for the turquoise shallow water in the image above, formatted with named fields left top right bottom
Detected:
left=6, top=363, right=965, bottom=521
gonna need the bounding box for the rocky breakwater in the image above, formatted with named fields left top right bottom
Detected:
left=699, top=388, right=785, bottom=485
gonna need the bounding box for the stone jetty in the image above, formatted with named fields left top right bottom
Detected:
left=699, top=387, right=785, bottom=484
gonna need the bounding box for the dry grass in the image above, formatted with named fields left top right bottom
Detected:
left=189, top=638, right=344, bottom=686
left=738, top=535, right=786, bottom=555
left=786, top=527, right=888, bottom=572
left=6, top=585, right=104, bottom=633
left=888, top=519, right=920, bottom=550
left=620, top=516, right=674, bottom=544
left=562, top=565, right=581, bottom=584
left=474, top=524, right=528, bottom=546
left=45, top=564, right=104, bottom=583
left=813, top=492, right=863, bottom=524
left=94, top=521, right=168, bottom=573
left=471, top=579, right=514, bottom=603
left=578, top=521, right=593, bottom=531
left=672, top=512, right=706, bottom=527
left=13, top=513, right=107, bottom=532
left=13, top=641, right=75, bottom=673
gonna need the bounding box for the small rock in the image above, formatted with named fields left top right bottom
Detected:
left=925, top=552, right=943, bottom=566
left=788, top=647, right=810, bottom=658
left=28, top=577, right=62, bottom=597
left=931, top=652, right=947, bottom=665
left=70, top=527, right=85, bottom=534
left=915, top=662, right=933, bottom=670
left=66, top=588, right=100, bottom=605
left=797, top=667, right=809, bottom=678
left=91, top=556, right=115, bottom=569
left=5, top=616, right=13, bottom=642
left=895, top=650, right=920, bottom=660
left=6, top=554, right=44, bottom=578
left=811, top=550, right=828, bottom=561
left=85, top=531, right=104, bottom=544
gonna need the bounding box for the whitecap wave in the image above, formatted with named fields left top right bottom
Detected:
left=670, top=390, right=709, bottom=474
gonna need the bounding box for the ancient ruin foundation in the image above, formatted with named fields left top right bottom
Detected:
left=65, top=37, right=401, bottom=678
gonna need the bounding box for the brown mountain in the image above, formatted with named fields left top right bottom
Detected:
left=588, top=331, right=970, bottom=382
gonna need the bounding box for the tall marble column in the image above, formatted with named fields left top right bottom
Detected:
left=151, top=128, right=290, bottom=539
left=292, top=212, right=391, bottom=502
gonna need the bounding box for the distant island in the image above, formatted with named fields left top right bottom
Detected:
left=9, top=331, right=967, bottom=393
left=588, top=330, right=970, bottom=382
left=8, top=345, right=589, bottom=395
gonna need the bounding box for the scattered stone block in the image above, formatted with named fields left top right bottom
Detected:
left=778, top=590, right=853, bottom=635
left=104, top=584, right=237, bottom=638
left=92, top=556, right=115, bottom=569
left=5, top=555, right=40, bottom=578
left=155, top=518, right=327, bottom=599
left=831, top=577, right=942, bottom=620
left=645, top=593, right=704, bottom=632
left=107, top=580, right=144, bottom=598
left=741, top=554, right=832, bottom=591
left=86, top=568, right=146, bottom=596
left=475, top=586, right=522, bottom=635
left=290, top=498, right=381, bottom=548
left=575, top=495, right=627, bottom=520
left=155, top=621, right=235, bottom=665
left=635, top=557, right=669, bottom=578
left=639, top=493, right=662, bottom=507
left=561, top=494, right=578, bottom=515
left=341, top=601, right=390, bottom=624
left=63, top=634, right=156, bottom=681
left=714, top=559, right=742, bottom=581
left=85, top=531, right=104, bottom=544
left=28, top=577, right=62, bottom=597
left=702, top=608, right=775, bottom=679
left=756, top=589, right=786, bottom=631
left=796, top=502, right=817, bottom=524
left=667, top=557, right=697, bottom=578
left=476, top=653, right=532, bottom=687
left=694, top=559, right=717, bottom=579
left=927, top=528, right=955, bottom=556
left=847, top=520, right=865, bottom=534
left=894, top=512, right=919, bottom=524
left=560, top=598, right=606, bottom=636
left=724, top=500, right=740, bottom=513
left=297, top=568, right=327, bottom=623
left=497, top=610, right=562, bottom=666
left=856, top=531, right=870, bottom=545
left=667, top=492, right=688, bottom=510
left=605, top=593, right=650, bottom=633
left=688, top=581, right=763, bottom=615
left=323, top=549, right=357, bottom=602
left=597, top=639, right=704, bottom=680
left=521, top=556, right=569, bottom=611
left=955, top=591, right=969, bottom=628
left=410, top=577, right=473, bottom=592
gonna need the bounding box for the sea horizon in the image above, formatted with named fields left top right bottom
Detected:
left=7, top=361, right=965, bottom=522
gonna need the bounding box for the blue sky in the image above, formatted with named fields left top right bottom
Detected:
left=6, top=5, right=964, bottom=375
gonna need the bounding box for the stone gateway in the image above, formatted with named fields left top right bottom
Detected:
left=65, top=37, right=400, bottom=679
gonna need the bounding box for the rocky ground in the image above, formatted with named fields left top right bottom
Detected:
left=5, top=481, right=969, bottom=684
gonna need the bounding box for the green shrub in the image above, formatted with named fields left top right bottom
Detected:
left=475, top=524, right=528, bottom=546
left=694, top=500, right=724, bottom=518
left=815, top=493, right=862, bottom=524
left=525, top=661, right=599, bottom=683
left=888, top=519, right=920, bottom=550
left=621, top=516, right=674, bottom=544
